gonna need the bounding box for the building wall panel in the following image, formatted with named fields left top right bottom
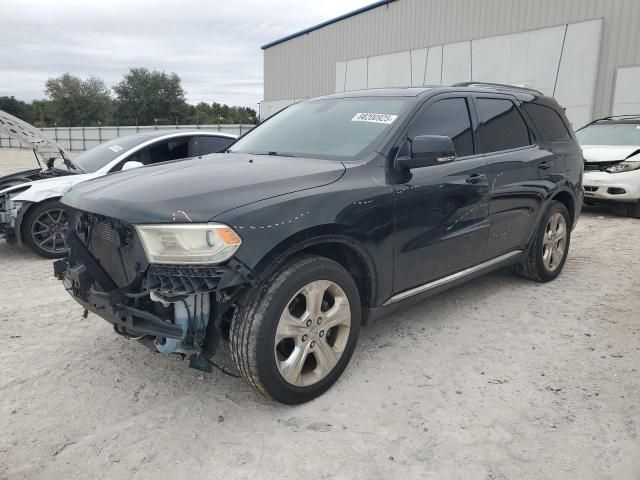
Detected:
left=264, top=0, right=640, bottom=122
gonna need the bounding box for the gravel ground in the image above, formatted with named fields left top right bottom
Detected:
left=1, top=148, right=639, bottom=480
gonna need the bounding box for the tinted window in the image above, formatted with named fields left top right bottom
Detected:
left=476, top=98, right=531, bottom=153
left=112, top=138, right=190, bottom=171
left=408, top=98, right=474, bottom=157
left=229, top=97, right=410, bottom=160
left=524, top=103, right=571, bottom=142
left=192, top=135, right=234, bottom=155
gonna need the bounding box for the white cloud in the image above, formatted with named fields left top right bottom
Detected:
left=0, top=0, right=373, bottom=108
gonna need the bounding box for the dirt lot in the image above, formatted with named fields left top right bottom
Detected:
left=1, top=148, right=639, bottom=480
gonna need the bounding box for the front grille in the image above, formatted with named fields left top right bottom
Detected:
left=584, top=160, right=620, bottom=172
left=86, top=215, right=137, bottom=287
left=144, top=264, right=228, bottom=295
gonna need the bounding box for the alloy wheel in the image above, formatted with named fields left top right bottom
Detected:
left=542, top=212, right=566, bottom=272
left=274, top=280, right=351, bottom=387
left=30, top=208, right=68, bottom=255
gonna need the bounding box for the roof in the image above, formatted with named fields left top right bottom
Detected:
left=313, top=87, right=432, bottom=100
left=133, top=129, right=237, bottom=139
left=591, top=115, right=640, bottom=124
left=261, top=0, right=396, bottom=50
left=306, top=83, right=545, bottom=101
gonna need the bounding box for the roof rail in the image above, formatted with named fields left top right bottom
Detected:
left=452, top=82, right=543, bottom=96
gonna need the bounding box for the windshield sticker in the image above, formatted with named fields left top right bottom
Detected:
left=351, top=113, right=398, bottom=124
left=108, top=145, right=124, bottom=153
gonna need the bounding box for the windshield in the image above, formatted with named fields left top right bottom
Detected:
left=72, top=136, right=148, bottom=172
left=576, top=123, right=640, bottom=146
left=229, top=97, right=410, bottom=160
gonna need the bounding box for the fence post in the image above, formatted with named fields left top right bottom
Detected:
left=239, top=125, right=243, bottom=136
left=68, top=127, right=72, bottom=150
left=98, top=124, right=102, bottom=143
left=82, top=124, right=86, bottom=150
left=54, top=125, right=58, bottom=143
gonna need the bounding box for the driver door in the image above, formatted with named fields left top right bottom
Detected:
left=392, top=94, right=490, bottom=293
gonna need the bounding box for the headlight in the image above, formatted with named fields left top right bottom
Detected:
left=136, top=223, right=241, bottom=264
left=606, top=161, right=640, bottom=173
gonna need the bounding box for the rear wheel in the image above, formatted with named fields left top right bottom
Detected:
left=22, top=200, right=69, bottom=259
left=515, top=201, right=571, bottom=282
left=230, top=256, right=361, bottom=404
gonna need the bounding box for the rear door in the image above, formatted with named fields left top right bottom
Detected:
left=472, top=94, right=557, bottom=258
left=392, top=93, right=490, bottom=293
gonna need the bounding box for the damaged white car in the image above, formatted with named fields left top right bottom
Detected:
left=577, top=115, right=640, bottom=218
left=0, top=111, right=237, bottom=257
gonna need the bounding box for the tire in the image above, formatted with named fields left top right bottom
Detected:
left=230, top=255, right=361, bottom=404
left=22, top=199, right=69, bottom=259
left=626, top=202, right=640, bottom=218
left=515, top=201, right=571, bottom=282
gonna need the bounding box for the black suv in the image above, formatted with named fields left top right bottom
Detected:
left=56, top=83, right=583, bottom=404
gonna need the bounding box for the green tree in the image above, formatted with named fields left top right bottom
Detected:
left=113, top=68, right=189, bottom=125
left=30, top=100, right=56, bottom=128
left=44, top=73, right=113, bottom=126
left=0, top=96, right=35, bottom=123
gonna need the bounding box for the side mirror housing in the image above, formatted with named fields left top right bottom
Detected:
left=121, top=160, right=144, bottom=171
left=396, top=135, right=456, bottom=169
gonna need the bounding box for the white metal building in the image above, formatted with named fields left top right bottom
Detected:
left=260, top=0, right=640, bottom=128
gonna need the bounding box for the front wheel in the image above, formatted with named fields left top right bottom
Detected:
left=515, top=201, right=571, bottom=282
left=626, top=201, right=640, bottom=218
left=22, top=200, right=69, bottom=259
left=230, top=256, right=361, bottom=404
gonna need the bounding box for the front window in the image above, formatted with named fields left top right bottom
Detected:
left=72, top=136, right=148, bottom=173
left=229, top=97, right=411, bottom=160
left=576, top=123, right=640, bottom=146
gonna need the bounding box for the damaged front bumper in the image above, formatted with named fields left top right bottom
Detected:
left=54, top=209, right=255, bottom=360
left=0, top=194, right=26, bottom=243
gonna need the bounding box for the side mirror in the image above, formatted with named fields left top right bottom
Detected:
left=396, top=135, right=456, bottom=169
left=121, top=160, right=144, bottom=171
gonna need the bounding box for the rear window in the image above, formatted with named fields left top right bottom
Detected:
left=524, top=103, right=571, bottom=142
left=476, top=98, right=531, bottom=153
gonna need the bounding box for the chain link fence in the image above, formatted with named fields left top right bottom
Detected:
left=0, top=124, right=255, bottom=150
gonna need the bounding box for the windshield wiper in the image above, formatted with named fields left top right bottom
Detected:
left=251, top=151, right=296, bottom=157
left=227, top=150, right=296, bottom=157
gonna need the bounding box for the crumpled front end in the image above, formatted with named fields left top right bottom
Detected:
left=0, top=192, right=26, bottom=244
left=54, top=208, right=255, bottom=368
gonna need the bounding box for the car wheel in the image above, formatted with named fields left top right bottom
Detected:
left=230, top=255, right=361, bottom=404
left=626, top=202, right=640, bottom=218
left=22, top=199, right=69, bottom=259
left=515, top=200, right=571, bottom=282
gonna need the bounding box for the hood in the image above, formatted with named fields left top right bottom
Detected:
left=0, top=168, right=75, bottom=191
left=3, top=173, right=95, bottom=202
left=0, top=110, right=69, bottom=167
left=582, top=145, right=640, bottom=162
left=62, top=153, right=346, bottom=223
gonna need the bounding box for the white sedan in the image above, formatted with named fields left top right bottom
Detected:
left=577, top=116, right=640, bottom=218
left=0, top=111, right=236, bottom=257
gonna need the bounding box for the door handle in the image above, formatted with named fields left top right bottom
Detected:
left=538, top=161, right=552, bottom=170
left=465, top=173, right=486, bottom=184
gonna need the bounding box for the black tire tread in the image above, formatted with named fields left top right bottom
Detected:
left=21, top=198, right=67, bottom=259
left=515, top=200, right=570, bottom=282
left=230, top=255, right=355, bottom=401
left=627, top=202, right=640, bottom=218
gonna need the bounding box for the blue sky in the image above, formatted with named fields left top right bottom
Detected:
left=0, top=0, right=372, bottom=108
